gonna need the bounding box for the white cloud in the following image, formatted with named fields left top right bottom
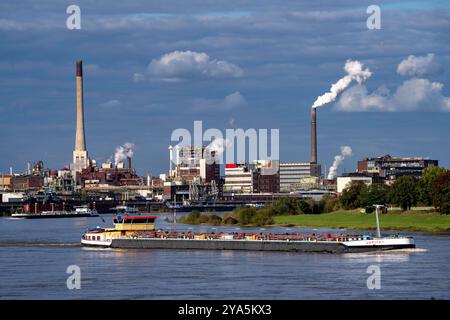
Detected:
left=335, top=79, right=450, bottom=112
left=192, top=91, right=247, bottom=112
left=99, top=99, right=121, bottom=108
left=146, top=50, right=243, bottom=81
left=397, top=53, right=442, bottom=77
left=336, top=53, right=449, bottom=112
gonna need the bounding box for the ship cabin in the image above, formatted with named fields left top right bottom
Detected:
left=112, top=215, right=157, bottom=231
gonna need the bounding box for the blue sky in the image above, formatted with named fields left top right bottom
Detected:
left=0, top=0, right=449, bottom=176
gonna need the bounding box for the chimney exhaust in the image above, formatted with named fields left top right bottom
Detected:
left=311, top=108, right=317, bottom=164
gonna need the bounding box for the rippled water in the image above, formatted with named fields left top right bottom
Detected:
left=0, top=214, right=449, bottom=299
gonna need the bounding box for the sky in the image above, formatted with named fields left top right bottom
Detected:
left=0, top=0, right=449, bottom=176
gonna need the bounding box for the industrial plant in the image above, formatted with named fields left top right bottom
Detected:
left=0, top=60, right=440, bottom=215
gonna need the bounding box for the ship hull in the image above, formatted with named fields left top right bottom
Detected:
left=11, top=213, right=98, bottom=219
left=102, top=238, right=414, bottom=253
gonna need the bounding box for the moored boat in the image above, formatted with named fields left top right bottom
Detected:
left=12, top=205, right=99, bottom=219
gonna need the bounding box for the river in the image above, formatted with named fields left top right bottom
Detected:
left=0, top=213, right=448, bottom=299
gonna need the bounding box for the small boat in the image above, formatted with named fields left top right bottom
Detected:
left=111, top=205, right=139, bottom=214
left=73, top=206, right=99, bottom=217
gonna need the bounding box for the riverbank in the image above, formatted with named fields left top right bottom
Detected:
left=272, top=211, right=450, bottom=233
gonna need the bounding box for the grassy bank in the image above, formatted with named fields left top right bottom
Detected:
left=273, top=211, right=450, bottom=233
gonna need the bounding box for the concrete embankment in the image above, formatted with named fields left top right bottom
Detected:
left=111, top=238, right=349, bottom=253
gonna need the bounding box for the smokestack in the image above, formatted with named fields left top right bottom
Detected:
left=127, top=156, right=132, bottom=170
left=311, top=108, right=317, bottom=164
left=73, top=60, right=89, bottom=171
left=75, top=60, right=86, bottom=151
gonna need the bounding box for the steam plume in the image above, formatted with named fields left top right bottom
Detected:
left=312, top=60, right=372, bottom=109
left=205, top=138, right=231, bottom=156
left=327, top=146, right=352, bottom=179
left=114, top=142, right=135, bottom=165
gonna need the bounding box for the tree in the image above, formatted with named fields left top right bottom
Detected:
left=419, top=166, right=448, bottom=205
left=358, top=183, right=391, bottom=207
left=390, top=176, right=418, bottom=211
left=339, top=181, right=368, bottom=209
left=269, top=198, right=312, bottom=215
left=432, top=172, right=450, bottom=214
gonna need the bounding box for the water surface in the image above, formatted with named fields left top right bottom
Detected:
left=0, top=214, right=448, bottom=299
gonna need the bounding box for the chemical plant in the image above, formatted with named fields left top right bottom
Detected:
left=0, top=60, right=439, bottom=214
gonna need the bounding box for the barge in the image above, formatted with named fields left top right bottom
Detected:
left=12, top=206, right=98, bottom=219
left=81, top=214, right=415, bottom=253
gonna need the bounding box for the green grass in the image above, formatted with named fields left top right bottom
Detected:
left=272, top=211, right=450, bottom=233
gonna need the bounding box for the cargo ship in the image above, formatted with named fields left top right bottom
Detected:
left=12, top=206, right=98, bottom=219
left=81, top=214, right=415, bottom=253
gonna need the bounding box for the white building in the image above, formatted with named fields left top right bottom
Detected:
left=336, top=176, right=372, bottom=194
left=279, top=162, right=321, bottom=192
left=223, top=164, right=254, bottom=193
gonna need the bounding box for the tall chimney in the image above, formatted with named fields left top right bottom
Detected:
left=311, top=108, right=317, bottom=164
left=73, top=60, right=89, bottom=171
left=127, top=156, right=132, bottom=170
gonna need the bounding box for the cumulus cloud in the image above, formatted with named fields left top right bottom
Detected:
left=397, top=53, right=442, bottom=77
left=336, top=79, right=450, bottom=112
left=335, top=53, right=449, bottom=112
left=192, top=91, right=247, bottom=112
left=145, top=50, right=243, bottom=81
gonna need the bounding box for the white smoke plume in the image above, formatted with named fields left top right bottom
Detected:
left=312, top=59, right=372, bottom=109
left=114, top=142, right=135, bottom=165
left=327, top=146, right=352, bottom=180
left=205, top=138, right=231, bottom=156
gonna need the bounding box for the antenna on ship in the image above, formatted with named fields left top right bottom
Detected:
left=374, top=204, right=384, bottom=238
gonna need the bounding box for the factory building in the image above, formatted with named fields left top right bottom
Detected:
left=10, top=175, right=44, bottom=192
left=223, top=160, right=279, bottom=194
left=77, top=159, right=141, bottom=188
left=223, top=164, right=254, bottom=193
left=357, top=155, right=438, bottom=182
left=163, top=145, right=221, bottom=202
left=279, top=162, right=321, bottom=192
left=169, top=145, right=220, bottom=184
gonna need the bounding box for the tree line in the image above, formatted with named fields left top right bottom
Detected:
left=178, top=166, right=449, bottom=227
left=339, top=166, right=449, bottom=213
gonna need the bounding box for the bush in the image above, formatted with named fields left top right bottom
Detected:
left=185, top=210, right=201, bottom=224
left=236, top=206, right=257, bottom=225
left=321, top=195, right=340, bottom=213
left=209, top=214, right=223, bottom=226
